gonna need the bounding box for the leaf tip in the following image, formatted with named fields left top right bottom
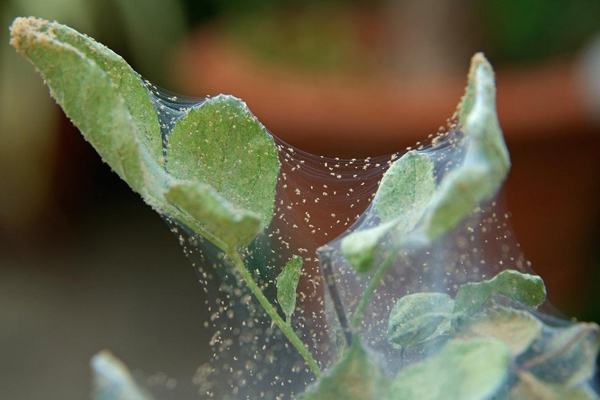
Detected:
left=9, top=17, right=48, bottom=53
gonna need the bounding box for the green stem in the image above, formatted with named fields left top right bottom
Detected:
left=351, top=248, right=400, bottom=329
left=227, top=249, right=324, bottom=379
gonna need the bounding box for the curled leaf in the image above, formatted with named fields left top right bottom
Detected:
left=453, top=270, right=546, bottom=316
left=10, top=17, right=155, bottom=196
left=420, top=53, right=510, bottom=240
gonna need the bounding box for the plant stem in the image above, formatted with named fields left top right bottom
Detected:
left=351, top=248, right=400, bottom=329
left=227, top=249, right=324, bottom=379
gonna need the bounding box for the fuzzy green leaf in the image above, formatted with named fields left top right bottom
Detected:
left=456, top=307, right=543, bottom=357
left=341, top=151, right=435, bottom=272
left=374, top=151, right=436, bottom=224
left=9, top=17, right=157, bottom=196
left=420, top=53, right=510, bottom=240
left=510, top=371, right=600, bottom=400
left=166, top=95, right=279, bottom=231
left=302, top=339, right=390, bottom=400
left=276, top=255, right=303, bottom=323
left=11, top=18, right=281, bottom=250
left=386, top=338, right=510, bottom=400
left=45, top=18, right=164, bottom=167
left=164, top=182, right=262, bottom=249
left=387, top=292, right=454, bottom=349
left=523, top=323, right=600, bottom=387
left=92, top=351, right=153, bottom=400
left=453, top=270, right=546, bottom=316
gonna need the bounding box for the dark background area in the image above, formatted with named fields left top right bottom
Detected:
left=1, top=1, right=600, bottom=399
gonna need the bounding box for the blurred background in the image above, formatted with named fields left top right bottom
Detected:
left=2, top=0, right=600, bottom=399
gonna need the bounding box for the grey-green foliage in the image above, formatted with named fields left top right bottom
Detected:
left=456, top=307, right=543, bottom=357
left=384, top=270, right=600, bottom=399
left=276, top=255, right=303, bottom=323
left=341, top=54, right=511, bottom=273
left=10, top=17, right=280, bottom=252
left=92, top=351, right=152, bottom=400
left=453, top=270, right=547, bottom=316
left=387, top=292, right=454, bottom=349
left=387, top=338, right=510, bottom=400
left=301, top=339, right=391, bottom=400
left=523, top=323, right=600, bottom=387
left=511, top=372, right=600, bottom=400
left=422, top=53, right=510, bottom=240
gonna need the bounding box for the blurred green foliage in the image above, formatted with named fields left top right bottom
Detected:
left=480, top=0, right=600, bottom=63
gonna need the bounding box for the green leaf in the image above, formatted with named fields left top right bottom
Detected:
left=522, top=323, right=600, bottom=387
left=302, top=339, right=391, bottom=400
left=92, top=351, right=153, bottom=400
left=276, top=255, right=303, bottom=323
left=456, top=307, right=543, bottom=357
left=164, top=182, right=262, bottom=249
left=374, top=151, right=436, bottom=224
left=386, top=338, right=510, bottom=400
left=9, top=17, right=156, bottom=196
left=46, top=18, right=164, bottom=167
left=387, top=292, right=454, bottom=349
left=165, top=95, right=280, bottom=231
left=420, top=53, right=510, bottom=240
left=341, top=151, right=435, bottom=272
left=510, top=371, right=600, bottom=400
left=453, top=270, right=546, bottom=316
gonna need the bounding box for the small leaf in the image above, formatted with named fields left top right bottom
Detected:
left=386, top=338, right=510, bottom=400
left=166, top=95, right=280, bottom=231
left=510, top=371, right=599, bottom=400
left=374, top=151, right=436, bottom=224
left=92, top=351, right=153, bottom=400
left=453, top=270, right=546, bottom=316
left=456, top=307, right=543, bottom=357
left=302, top=339, right=390, bottom=400
left=276, top=255, right=303, bottom=323
left=387, top=292, right=454, bottom=349
left=164, top=182, right=262, bottom=249
left=340, top=220, right=396, bottom=273
left=522, top=322, right=600, bottom=387
left=341, top=151, right=435, bottom=272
